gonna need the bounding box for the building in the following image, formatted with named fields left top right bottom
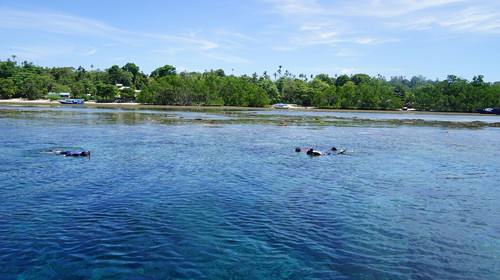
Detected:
left=48, top=92, right=70, bottom=98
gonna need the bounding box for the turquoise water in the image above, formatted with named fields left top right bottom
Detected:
left=0, top=107, right=499, bottom=279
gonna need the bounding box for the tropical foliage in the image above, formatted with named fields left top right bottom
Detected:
left=0, top=58, right=499, bottom=112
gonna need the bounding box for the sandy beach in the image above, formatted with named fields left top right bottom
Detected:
left=0, top=98, right=138, bottom=107
left=0, top=98, right=312, bottom=111
left=0, top=98, right=482, bottom=116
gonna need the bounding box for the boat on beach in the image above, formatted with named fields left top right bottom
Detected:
left=274, top=103, right=289, bottom=109
left=476, top=108, right=500, bottom=114
left=59, top=99, right=85, bottom=105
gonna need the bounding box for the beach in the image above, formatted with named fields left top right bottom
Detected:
left=0, top=98, right=480, bottom=115
left=0, top=98, right=325, bottom=111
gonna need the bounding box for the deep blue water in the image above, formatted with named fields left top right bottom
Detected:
left=0, top=107, right=499, bottom=279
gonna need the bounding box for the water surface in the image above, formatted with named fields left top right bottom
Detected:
left=0, top=107, right=498, bottom=279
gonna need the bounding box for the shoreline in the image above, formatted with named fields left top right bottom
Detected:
left=0, top=98, right=487, bottom=116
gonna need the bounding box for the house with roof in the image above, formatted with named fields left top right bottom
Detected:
left=48, top=92, right=71, bottom=98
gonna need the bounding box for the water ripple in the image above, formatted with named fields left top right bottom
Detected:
left=0, top=109, right=499, bottom=279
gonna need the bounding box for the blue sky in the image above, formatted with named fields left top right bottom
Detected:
left=1, top=0, right=500, bottom=81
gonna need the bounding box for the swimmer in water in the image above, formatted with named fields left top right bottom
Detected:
left=63, top=150, right=90, bottom=157
left=306, top=148, right=323, bottom=156
left=41, top=149, right=90, bottom=157
left=295, top=147, right=346, bottom=156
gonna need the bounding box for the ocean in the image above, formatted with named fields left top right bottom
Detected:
left=0, top=106, right=498, bottom=279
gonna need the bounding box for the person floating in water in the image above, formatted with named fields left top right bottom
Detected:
left=295, top=147, right=346, bottom=156
left=60, top=150, right=90, bottom=157
left=41, top=149, right=90, bottom=157
left=307, top=148, right=324, bottom=156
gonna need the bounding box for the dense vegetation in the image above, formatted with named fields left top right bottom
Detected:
left=1, top=58, right=499, bottom=112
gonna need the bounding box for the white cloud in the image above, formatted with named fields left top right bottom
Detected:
left=263, top=0, right=398, bottom=48
left=350, top=0, right=467, bottom=17
left=205, top=53, right=252, bottom=64
left=151, top=34, right=219, bottom=53
left=6, top=44, right=74, bottom=60
left=0, top=8, right=119, bottom=37
left=0, top=7, right=222, bottom=61
left=265, top=0, right=500, bottom=46
left=83, top=48, right=98, bottom=56
left=441, top=7, right=500, bottom=33
left=393, top=5, right=500, bottom=33
left=333, top=49, right=356, bottom=57
left=271, top=46, right=295, bottom=51
left=354, top=37, right=401, bottom=45
left=265, top=0, right=325, bottom=17
left=341, top=67, right=355, bottom=74
left=291, top=24, right=342, bottom=46
left=398, top=17, right=437, bottom=31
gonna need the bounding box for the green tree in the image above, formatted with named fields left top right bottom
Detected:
left=0, top=78, right=17, bottom=99
left=23, top=74, right=49, bottom=100
left=306, top=78, right=329, bottom=106
left=413, top=84, right=436, bottom=110
left=356, top=83, right=381, bottom=109
left=351, top=73, right=370, bottom=85
left=0, top=60, right=17, bottom=79
left=52, top=83, right=72, bottom=94
left=122, top=62, right=139, bottom=77
left=150, top=65, right=176, bottom=79
left=312, top=85, right=338, bottom=108
left=96, top=83, right=117, bottom=101
left=315, top=74, right=334, bottom=85
left=258, top=79, right=280, bottom=104
left=120, top=88, right=136, bottom=100
left=335, top=74, right=350, bottom=87
left=138, top=76, right=181, bottom=105
left=340, top=81, right=356, bottom=108
left=107, top=65, right=133, bottom=86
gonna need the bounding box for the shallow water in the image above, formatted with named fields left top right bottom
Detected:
left=0, top=107, right=499, bottom=279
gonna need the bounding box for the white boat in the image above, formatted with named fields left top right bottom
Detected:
left=59, top=99, right=84, bottom=104
left=274, top=103, right=289, bottom=109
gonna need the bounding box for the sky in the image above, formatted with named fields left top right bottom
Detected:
left=1, top=0, right=500, bottom=81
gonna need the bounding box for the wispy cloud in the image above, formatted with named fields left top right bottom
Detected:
left=0, top=7, right=223, bottom=62
left=393, top=4, right=500, bottom=33
left=5, top=44, right=75, bottom=60
left=270, top=46, right=296, bottom=51
left=263, top=0, right=398, bottom=48
left=290, top=24, right=342, bottom=46
left=441, top=7, right=500, bottom=33
left=341, top=67, right=355, bottom=74
left=333, top=49, right=356, bottom=57
left=153, top=34, right=219, bottom=51
left=265, top=0, right=325, bottom=17
left=345, top=0, right=467, bottom=17
left=82, top=48, right=98, bottom=56
left=0, top=8, right=119, bottom=38
left=205, top=53, right=252, bottom=64
left=264, top=0, right=500, bottom=44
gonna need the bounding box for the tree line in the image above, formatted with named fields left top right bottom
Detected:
left=1, top=58, right=499, bottom=112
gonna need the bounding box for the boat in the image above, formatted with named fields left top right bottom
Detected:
left=59, top=99, right=85, bottom=105
left=476, top=108, right=500, bottom=115
left=274, top=103, right=289, bottom=109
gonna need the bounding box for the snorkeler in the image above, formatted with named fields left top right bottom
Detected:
left=62, top=150, right=90, bottom=157
left=41, top=149, right=90, bottom=157
left=295, top=147, right=346, bottom=156
left=306, top=148, right=323, bottom=156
